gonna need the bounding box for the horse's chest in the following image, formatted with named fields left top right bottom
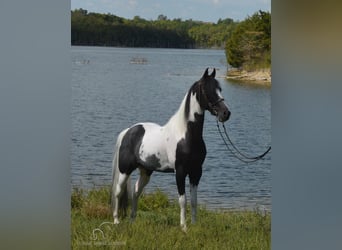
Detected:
left=175, top=137, right=206, bottom=167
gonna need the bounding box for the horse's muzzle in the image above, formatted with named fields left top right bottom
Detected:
left=216, top=101, right=230, bottom=122
left=218, top=108, right=230, bottom=122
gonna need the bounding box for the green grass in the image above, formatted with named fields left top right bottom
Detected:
left=72, top=187, right=271, bottom=249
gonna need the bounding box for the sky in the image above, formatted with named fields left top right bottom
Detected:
left=71, top=0, right=271, bottom=23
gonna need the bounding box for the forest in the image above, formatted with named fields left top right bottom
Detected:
left=71, top=9, right=236, bottom=48
left=71, top=9, right=270, bottom=70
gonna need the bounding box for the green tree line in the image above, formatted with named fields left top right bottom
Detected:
left=71, top=9, right=236, bottom=48
left=71, top=9, right=271, bottom=70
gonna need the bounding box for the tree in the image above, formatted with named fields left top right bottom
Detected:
left=157, top=14, right=168, bottom=21
left=217, top=18, right=234, bottom=25
left=71, top=9, right=237, bottom=49
left=225, top=10, right=271, bottom=69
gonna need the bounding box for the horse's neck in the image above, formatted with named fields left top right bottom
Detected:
left=165, top=88, right=204, bottom=138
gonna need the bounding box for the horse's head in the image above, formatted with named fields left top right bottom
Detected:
left=199, top=68, right=231, bottom=122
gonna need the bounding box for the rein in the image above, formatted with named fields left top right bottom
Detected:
left=216, top=120, right=271, bottom=163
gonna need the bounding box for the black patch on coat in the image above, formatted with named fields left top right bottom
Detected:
left=173, top=74, right=223, bottom=195
left=118, top=124, right=145, bottom=175
left=155, top=168, right=175, bottom=173
left=138, top=154, right=175, bottom=173
left=175, top=113, right=206, bottom=195
left=140, top=154, right=161, bottom=169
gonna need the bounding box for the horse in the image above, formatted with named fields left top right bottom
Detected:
left=110, top=68, right=230, bottom=230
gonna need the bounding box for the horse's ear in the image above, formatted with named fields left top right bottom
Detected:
left=210, top=68, right=216, bottom=78
left=202, top=68, right=209, bottom=79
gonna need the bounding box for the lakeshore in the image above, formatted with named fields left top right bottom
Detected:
left=72, top=187, right=271, bottom=249
left=227, top=68, right=271, bottom=85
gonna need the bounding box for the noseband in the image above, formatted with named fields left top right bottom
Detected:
left=208, top=97, right=224, bottom=109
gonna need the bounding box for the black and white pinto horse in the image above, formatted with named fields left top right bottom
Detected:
left=111, top=68, right=230, bottom=229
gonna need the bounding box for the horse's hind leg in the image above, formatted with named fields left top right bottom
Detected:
left=130, top=168, right=152, bottom=221
left=113, top=173, right=130, bottom=224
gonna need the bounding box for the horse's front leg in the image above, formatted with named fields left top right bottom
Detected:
left=190, top=184, right=198, bottom=224
left=176, top=169, right=187, bottom=231
left=189, top=167, right=202, bottom=224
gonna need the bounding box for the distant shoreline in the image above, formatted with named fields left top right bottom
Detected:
left=227, top=68, right=271, bottom=85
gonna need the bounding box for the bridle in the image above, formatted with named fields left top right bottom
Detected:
left=208, top=97, right=225, bottom=115
left=199, top=83, right=225, bottom=115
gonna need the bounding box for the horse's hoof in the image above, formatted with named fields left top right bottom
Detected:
left=181, top=225, right=187, bottom=233
left=114, top=219, right=120, bottom=224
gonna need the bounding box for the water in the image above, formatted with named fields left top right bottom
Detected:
left=72, top=46, right=271, bottom=211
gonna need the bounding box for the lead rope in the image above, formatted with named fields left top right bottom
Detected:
left=216, top=120, right=271, bottom=163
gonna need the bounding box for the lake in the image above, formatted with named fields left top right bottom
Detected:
left=71, top=46, right=271, bottom=211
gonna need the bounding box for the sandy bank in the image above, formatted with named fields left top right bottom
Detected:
left=227, top=68, right=271, bottom=85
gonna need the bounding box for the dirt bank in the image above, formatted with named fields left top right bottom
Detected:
left=227, top=68, right=271, bottom=84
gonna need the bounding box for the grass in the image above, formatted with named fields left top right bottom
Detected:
left=72, top=187, right=271, bottom=249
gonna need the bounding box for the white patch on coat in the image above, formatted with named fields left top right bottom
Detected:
left=216, top=89, right=223, bottom=99
left=137, top=91, right=203, bottom=172
left=139, top=122, right=172, bottom=171
left=188, top=91, right=203, bottom=122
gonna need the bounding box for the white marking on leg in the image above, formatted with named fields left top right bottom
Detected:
left=131, top=170, right=150, bottom=220
left=179, top=194, right=187, bottom=230
left=113, top=173, right=128, bottom=224
left=190, top=184, right=198, bottom=224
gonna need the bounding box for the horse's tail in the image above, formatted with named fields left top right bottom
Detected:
left=110, top=128, right=131, bottom=217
